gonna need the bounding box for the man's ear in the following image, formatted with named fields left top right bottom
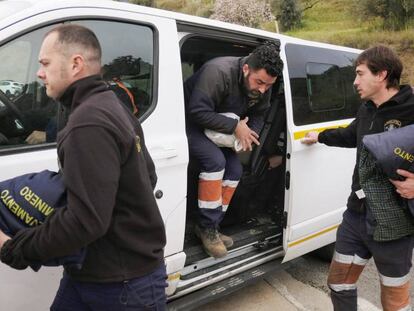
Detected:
left=242, top=64, right=249, bottom=77
left=71, top=54, right=84, bottom=76
left=377, top=70, right=388, bottom=82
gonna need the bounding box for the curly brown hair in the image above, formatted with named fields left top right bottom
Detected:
left=246, top=41, right=283, bottom=77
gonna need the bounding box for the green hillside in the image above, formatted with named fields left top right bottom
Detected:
left=134, top=0, right=413, bottom=84
left=286, top=0, right=414, bottom=84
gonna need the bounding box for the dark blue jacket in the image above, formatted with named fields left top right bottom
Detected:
left=0, top=170, right=85, bottom=271
left=184, top=56, right=271, bottom=135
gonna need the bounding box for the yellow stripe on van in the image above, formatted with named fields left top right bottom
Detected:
left=293, top=124, right=350, bottom=140
left=168, top=272, right=181, bottom=281
left=288, top=224, right=340, bottom=247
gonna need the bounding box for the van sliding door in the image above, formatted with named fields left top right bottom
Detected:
left=282, top=43, right=360, bottom=262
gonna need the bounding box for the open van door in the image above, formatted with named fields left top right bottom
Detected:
left=281, top=43, right=361, bottom=262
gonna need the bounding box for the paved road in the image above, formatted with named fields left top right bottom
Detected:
left=198, top=262, right=333, bottom=311
left=199, top=253, right=414, bottom=311
left=1, top=253, right=413, bottom=310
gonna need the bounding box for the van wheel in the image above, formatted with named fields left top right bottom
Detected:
left=312, top=243, right=335, bottom=262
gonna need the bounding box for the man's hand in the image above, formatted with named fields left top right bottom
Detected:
left=390, top=169, right=414, bottom=199
left=25, top=131, right=46, bottom=145
left=234, top=117, right=260, bottom=151
left=301, top=131, right=319, bottom=145
left=0, top=229, right=11, bottom=249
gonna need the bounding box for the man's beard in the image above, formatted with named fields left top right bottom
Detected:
left=244, top=73, right=263, bottom=101
left=248, top=90, right=262, bottom=99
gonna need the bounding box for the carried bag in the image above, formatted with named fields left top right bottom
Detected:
left=204, top=112, right=242, bottom=151
left=0, top=170, right=85, bottom=270
left=362, top=124, right=414, bottom=216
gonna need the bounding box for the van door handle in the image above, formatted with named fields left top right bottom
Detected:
left=151, top=148, right=178, bottom=160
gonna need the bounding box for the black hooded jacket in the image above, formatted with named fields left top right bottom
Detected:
left=184, top=56, right=272, bottom=135
left=318, top=85, right=414, bottom=213
left=1, top=75, right=166, bottom=282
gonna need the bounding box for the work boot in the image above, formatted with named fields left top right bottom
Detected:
left=219, top=232, right=233, bottom=248
left=195, top=225, right=227, bottom=258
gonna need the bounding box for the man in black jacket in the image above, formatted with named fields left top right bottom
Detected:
left=0, top=24, right=166, bottom=310
left=302, top=46, right=414, bottom=311
left=184, top=42, right=283, bottom=258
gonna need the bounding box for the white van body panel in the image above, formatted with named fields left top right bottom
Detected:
left=280, top=37, right=359, bottom=262
left=283, top=122, right=356, bottom=262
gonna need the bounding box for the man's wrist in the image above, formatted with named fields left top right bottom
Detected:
left=0, top=232, right=11, bottom=249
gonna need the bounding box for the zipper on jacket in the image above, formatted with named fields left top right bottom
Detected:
left=369, top=109, right=377, bottom=131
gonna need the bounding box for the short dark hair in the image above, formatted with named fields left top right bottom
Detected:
left=246, top=41, right=283, bottom=77
left=355, top=45, right=402, bottom=89
left=46, top=24, right=102, bottom=63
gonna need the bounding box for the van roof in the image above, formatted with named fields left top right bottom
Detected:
left=0, top=0, right=37, bottom=21
left=0, top=0, right=360, bottom=54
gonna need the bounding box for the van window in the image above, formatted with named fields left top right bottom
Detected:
left=306, top=62, right=345, bottom=112
left=286, top=44, right=359, bottom=126
left=76, top=20, right=154, bottom=119
left=0, top=26, right=55, bottom=149
left=0, top=20, right=154, bottom=152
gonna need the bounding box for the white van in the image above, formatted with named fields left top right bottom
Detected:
left=0, top=0, right=361, bottom=309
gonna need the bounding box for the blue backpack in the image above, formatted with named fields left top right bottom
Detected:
left=362, top=124, right=414, bottom=216
left=0, top=170, right=85, bottom=271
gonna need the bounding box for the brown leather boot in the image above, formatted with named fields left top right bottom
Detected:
left=195, top=225, right=227, bottom=258
left=219, top=232, right=233, bottom=248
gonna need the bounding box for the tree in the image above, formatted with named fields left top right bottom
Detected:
left=277, top=0, right=302, bottom=31
left=123, top=0, right=214, bottom=17
left=125, top=0, right=155, bottom=6
left=181, top=0, right=215, bottom=17
left=355, top=0, right=414, bottom=30
left=210, top=0, right=275, bottom=28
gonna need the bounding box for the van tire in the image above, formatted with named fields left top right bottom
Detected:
left=312, top=243, right=335, bottom=262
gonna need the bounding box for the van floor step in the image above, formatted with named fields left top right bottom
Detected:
left=184, top=218, right=281, bottom=265
left=180, top=245, right=283, bottom=284
left=167, top=258, right=285, bottom=311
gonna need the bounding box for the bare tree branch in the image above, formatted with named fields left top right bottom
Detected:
left=302, top=0, right=321, bottom=11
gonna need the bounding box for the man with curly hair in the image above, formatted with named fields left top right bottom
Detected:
left=184, top=42, right=283, bottom=258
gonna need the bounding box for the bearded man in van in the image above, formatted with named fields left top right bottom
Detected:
left=303, top=45, right=414, bottom=311
left=184, top=41, right=283, bottom=258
